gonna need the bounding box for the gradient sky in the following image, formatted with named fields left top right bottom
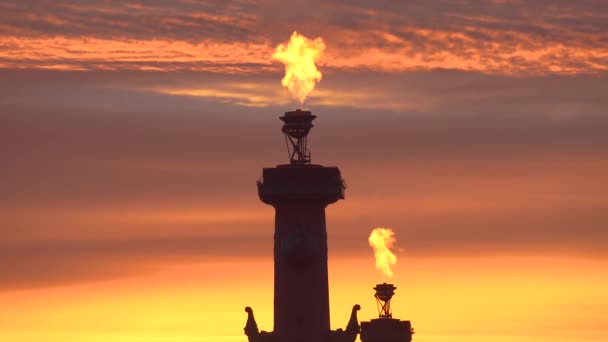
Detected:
left=1, top=1, right=608, bottom=342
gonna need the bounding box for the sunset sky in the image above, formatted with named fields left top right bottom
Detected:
left=1, top=1, right=608, bottom=342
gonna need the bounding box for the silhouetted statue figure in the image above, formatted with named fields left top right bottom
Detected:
left=244, top=307, right=273, bottom=342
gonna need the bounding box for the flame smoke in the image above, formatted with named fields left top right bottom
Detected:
left=272, top=31, right=326, bottom=103
left=368, top=227, right=397, bottom=278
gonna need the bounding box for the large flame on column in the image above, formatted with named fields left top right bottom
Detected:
left=272, top=31, right=326, bottom=103
left=368, top=228, right=397, bottom=278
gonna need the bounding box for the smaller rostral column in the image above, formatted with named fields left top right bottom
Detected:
left=244, top=109, right=360, bottom=342
left=360, top=283, right=415, bottom=342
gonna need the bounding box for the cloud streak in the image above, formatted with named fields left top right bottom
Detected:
left=1, top=0, right=607, bottom=74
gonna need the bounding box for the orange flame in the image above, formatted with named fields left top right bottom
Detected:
left=272, top=31, right=325, bottom=103
left=368, top=227, right=397, bottom=278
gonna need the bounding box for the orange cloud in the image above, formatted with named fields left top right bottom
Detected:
left=1, top=1, right=606, bottom=74
left=0, top=36, right=275, bottom=72
left=1, top=29, right=606, bottom=75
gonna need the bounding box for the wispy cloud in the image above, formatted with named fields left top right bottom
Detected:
left=1, top=0, right=607, bottom=74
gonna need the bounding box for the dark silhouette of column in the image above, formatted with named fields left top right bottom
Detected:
left=244, top=110, right=359, bottom=342
left=360, top=283, right=414, bottom=342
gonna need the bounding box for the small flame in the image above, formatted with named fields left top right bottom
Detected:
left=368, top=227, right=397, bottom=278
left=272, top=31, right=325, bottom=103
